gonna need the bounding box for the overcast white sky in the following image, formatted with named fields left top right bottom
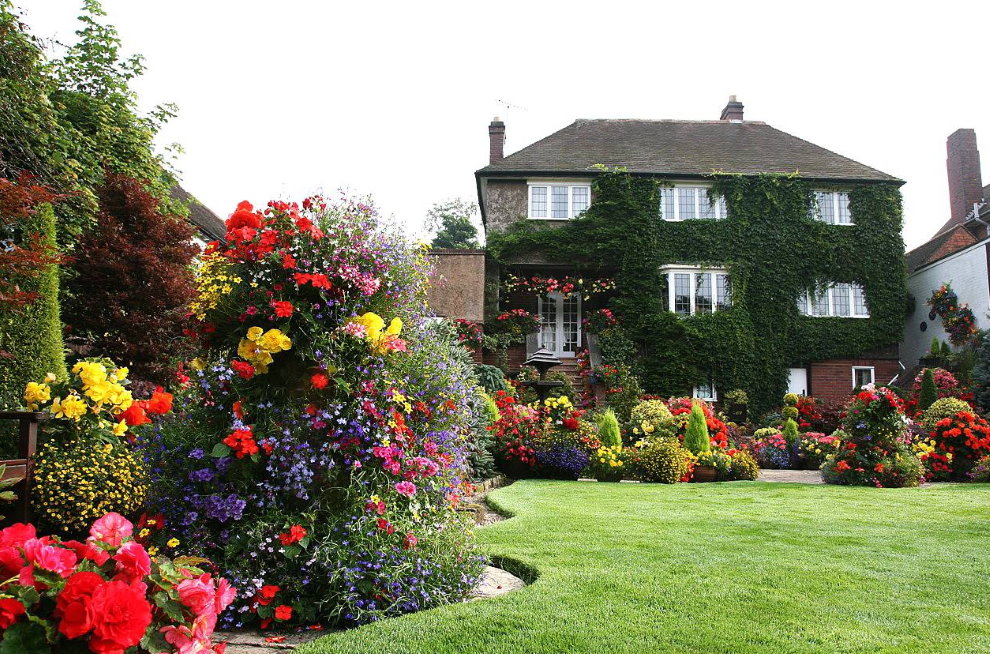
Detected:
left=21, top=0, right=990, bottom=250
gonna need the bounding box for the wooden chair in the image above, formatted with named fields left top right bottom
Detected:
left=0, top=411, right=43, bottom=524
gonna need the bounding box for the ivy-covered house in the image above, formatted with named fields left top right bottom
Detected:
left=477, top=97, right=908, bottom=413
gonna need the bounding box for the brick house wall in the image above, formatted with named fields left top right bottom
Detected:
left=809, top=358, right=901, bottom=404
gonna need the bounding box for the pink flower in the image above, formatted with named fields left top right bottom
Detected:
left=89, top=512, right=133, bottom=548
left=161, top=614, right=216, bottom=653
left=394, top=481, right=417, bottom=497
left=114, top=541, right=151, bottom=582
left=23, top=538, right=77, bottom=577
left=177, top=574, right=217, bottom=617
left=0, top=523, right=35, bottom=549
left=215, top=577, right=236, bottom=615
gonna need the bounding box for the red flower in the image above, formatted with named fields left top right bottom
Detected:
left=0, top=598, right=24, bottom=629
left=227, top=201, right=263, bottom=231
left=562, top=417, right=580, bottom=430
left=271, top=300, right=294, bottom=318
left=279, top=525, right=307, bottom=546
left=55, top=571, right=104, bottom=638
left=113, top=541, right=151, bottom=582
left=274, top=604, right=293, bottom=621
left=87, top=580, right=153, bottom=653
left=835, top=460, right=851, bottom=472
left=231, top=359, right=255, bottom=380
left=310, top=372, right=329, bottom=390
left=118, top=403, right=150, bottom=427
left=224, top=428, right=260, bottom=459
left=257, top=584, right=280, bottom=606
left=145, top=387, right=173, bottom=415
left=281, top=252, right=297, bottom=269
left=403, top=532, right=418, bottom=550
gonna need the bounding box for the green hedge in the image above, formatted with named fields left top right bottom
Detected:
left=0, top=203, right=67, bottom=410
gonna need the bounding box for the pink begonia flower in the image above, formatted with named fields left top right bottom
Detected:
left=394, top=481, right=416, bottom=497
left=114, top=540, right=152, bottom=582
left=88, top=512, right=133, bottom=548
left=161, top=614, right=216, bottom=653
left=0, top=523, right=36, bottom=549
left=23, top=538, right=77, bottom=577
left=177, top=574, right=217, bottom=617
left=214, top=576, right=237, bottom=614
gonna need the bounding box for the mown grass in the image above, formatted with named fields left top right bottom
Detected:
left=299, top=480, right=990, bottom=653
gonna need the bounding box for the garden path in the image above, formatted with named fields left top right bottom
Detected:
left=757, top=469, right=824, bottom=483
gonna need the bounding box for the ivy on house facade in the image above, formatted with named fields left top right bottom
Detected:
left=488, top=169, right=907, bottom=415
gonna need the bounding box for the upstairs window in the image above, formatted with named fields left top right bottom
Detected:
left=811, top=191, right=852, bottom=225
left=665, top=267, right=731, bottom=316
left=797, top=283, right=869, bottom=318
left=660, top=186, right=726, bottom=221
left=528, top=183, right=591, bottom=220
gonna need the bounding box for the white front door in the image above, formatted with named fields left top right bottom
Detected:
left=538, top=292, right=581, bottom=358
left=787, top=367, right=808, bottom=396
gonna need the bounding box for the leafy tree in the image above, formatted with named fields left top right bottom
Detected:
left=427, top=198, right=480, bottom=249
left=782, top=417, right=800, bottom=445
left=63, top=173, right=197, bottom=384
left=0, top=0, right=181, bottom=242
left=919, top=368, right=938, bottom=411
left=683, top=403, right=711, bottom=454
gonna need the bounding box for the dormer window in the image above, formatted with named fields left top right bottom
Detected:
left=811, top=191, right=852, bottom=225
left=528, top=182, right=591, bottom=220
left=797, top=283, right=869, bottom=317
left=660, top=186, right=726, bottom=221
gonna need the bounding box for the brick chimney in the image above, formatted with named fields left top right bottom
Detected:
left=488, top=117, right=505, bottom=164
left=720, top=95, right=744, bottom=122
left=946, top=128, right=983, bottom=224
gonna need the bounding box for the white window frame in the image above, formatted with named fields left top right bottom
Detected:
left=851, top=366, right=875, bottom=388
left=811, top=191, right=853, bottom=225
left=798, top=283, right=869, bottom=318
left=527, top=181, right=592, bottom=220
left=662, top=266, right=731, bottom=316
left=660, top=184, right=727, bottom=221
left=693, top=382, right=717, bottom=402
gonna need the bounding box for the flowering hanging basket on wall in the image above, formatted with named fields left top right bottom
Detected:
left=928, top=283, right=978, bottom=346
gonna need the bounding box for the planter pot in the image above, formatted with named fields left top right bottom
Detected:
left=692, top=465, right=717, bottom=483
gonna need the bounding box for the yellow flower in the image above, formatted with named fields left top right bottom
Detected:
left=113, top=422, right=129, bottom=436
left=106, top=385, right=133, bottom=411
left=246, top=326, right=264, bottom=342
left=189, top=358, right=206, bottom=371
left=44, top=373, right=57, bottom=383
left=24, top=382, right=51, bottom=406
left=148, top=546, right=159, bottom=557
left=85, top=380, right=113, bottom=404
left=111, top=367, right=128, bottom=382
left=258, top=329, right=291, bottom=353
left=52, top=394, right=87, bottom=421
left=354, top=312, right=386, bottom=339
left=73, top=361, right=108, bottom=388
left=167, top=538, right=180, bottom=548
left=139, top=528, right=151, bottom=538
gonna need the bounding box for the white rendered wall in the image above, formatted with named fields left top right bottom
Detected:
left=903, top=241, right=989, bottom=367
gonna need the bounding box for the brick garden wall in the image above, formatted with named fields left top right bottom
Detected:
left=809, top=358, right=901, bottom=404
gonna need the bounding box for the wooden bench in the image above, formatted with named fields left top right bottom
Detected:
left=0, top=411, right=43, bottom=524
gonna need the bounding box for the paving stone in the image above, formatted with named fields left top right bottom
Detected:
left=758, top=469, right=824, bottom=484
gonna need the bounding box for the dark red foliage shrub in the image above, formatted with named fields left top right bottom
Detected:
left=0, top=173, right=62, bottom=310
left=64, top=173, right=197, bottom=383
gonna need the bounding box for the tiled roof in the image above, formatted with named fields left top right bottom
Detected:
left=477, top=119, right=900, bottom=182
left=905, top=224, right=979, bottom=273
left=170, top=186, right=225, bottom=241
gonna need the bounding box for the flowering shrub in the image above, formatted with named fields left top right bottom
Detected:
left=629, top=440, right=693, bottom=483
left=928, top=283, right=979, bottom=346
left=794, top=395, right=823, bottom=430
left=821, top=385, right=923, bottom=488
left=143, top=197, right=483, bottom=627
left=969, top=456, right=990, bottom=482
left=0, top=513, right=233, bottom=652
left=581, top=308, right=618, bottom=333
left=727, top=449, right=759, bottom=481
left=493, top=309, right=540, bottom=335
left=923, top=410, right=990, bottom=480
left=589, top=445, right=624, bottom=482
left=751, top=431, right=790, bottom=469
left=22, top=359, right=170, bottom=534
left=694, top=449, right=732, bottom=480
left=796, top=432, right=840, bottom=469
left=919, top=396, right=972, bottom=431
left=667, top=397, right=729, bottom=449
left=629, top=400, right=677, bottom=441
left=453, top=319, right=483, bottom=347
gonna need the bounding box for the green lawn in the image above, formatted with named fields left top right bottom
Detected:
left=299, top=480, right=990, bottom=654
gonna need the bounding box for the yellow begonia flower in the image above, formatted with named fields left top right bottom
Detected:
left=258, top=329, right=291, bottom=353
left=53, top=395, right=87, bottom=421
left=246, top=326, right=264, bottom=342
left=73, top=361, right=108, bottom=388
left=111, top=367, right=128, bottom=382
left=44, top=373, right=57, bottom=383
left=113, top=421, right=129, bottom=436
left=85, top=380, right=113, bottom=404
left=24, top=382, right=51, bottom=406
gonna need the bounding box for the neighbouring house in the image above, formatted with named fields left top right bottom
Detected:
left=903, top=129, right=990, bottom=368
left=474, top=97, right=908, bottom=409
left=170, top=185, right=226, bottom=245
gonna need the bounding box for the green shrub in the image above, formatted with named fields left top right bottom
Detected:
left=33, top=438, right=148, bottom=535
left=595, top=408, right=622, bottom=448
left=0, top=204, right=66, bottom=411
left=781, top=406, right=799, bottom=420
left=601, top=364, right=642, bottom=422
left=728, top=450, right=759, bottom=481
left=783, top=393, right=799, bottom=406
left=633, top=440, right=691, bottom=483
left=782, top=418, right=800, bottom=445
left=921, top=397, right=972, bottom=431
left=474, top=364, right=510, bottom=394
left=919, top=368, right=937, bottom=411
left=629, top=399, right=677, bottom=441
left=589, top=444, right=625, bottom=482
left=683, top=403, right=711, bottom=454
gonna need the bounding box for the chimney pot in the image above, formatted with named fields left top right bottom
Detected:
left=946, top=129, right=983, bottom=225
left=720, top=96, right=744, bottom=122
left=488, top=117, right=506, bottom=165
